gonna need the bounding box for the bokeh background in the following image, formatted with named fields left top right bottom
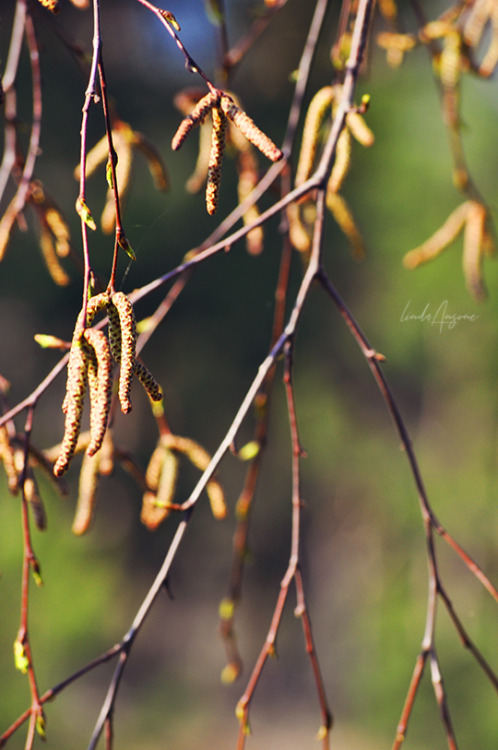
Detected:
left=1, top=1, right=497, bottom=748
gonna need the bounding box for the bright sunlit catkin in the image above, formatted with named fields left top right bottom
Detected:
left=295, top=86, right=334, bottom=186
left=133, top=360, right=162, bottom=402
left=83, top=328, right=112, bottom=457
left=463, top=201, right=487, bottom=300
left=172, top=90, right=220, bottom=151
left=110, top=292, right=137, bottom=414
left=220, top=95, right=283, bottom=162
left=54, top=335, right=88, bottom=476
left=206, top=108, right=227, bottom=215
left=403, top=202, right=471, bottom=269
left=72, top=452, right=100, bottom=535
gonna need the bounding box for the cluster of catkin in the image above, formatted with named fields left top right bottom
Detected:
left=171, top=87, right=283, bottom=216
left=0, top=179, right=72, bottom=285
left=141, top=433, right=226, bottom=531
left=377, top=2, right=498, bottom=77
left=53, top=292, right=161, bottom=477
left=290, top=85, right=374, bottom=258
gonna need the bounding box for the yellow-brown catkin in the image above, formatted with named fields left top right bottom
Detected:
left=39, top=225, right=70, bottom=286
left=141, top=444, right=175, bottom=530
left=54, top=336, right=88, bottom=476
left=167, top=435, right=227, bottom=520
left=44, top=207, right=71, bottom=257
left=111, top=292, right=137, bottom=414
left=106, top=300, right=122, bottom=363
left=72, top=452, right=100, bottom=535
left=463, top=0, right=492, bottom=47
left=131, top=132, right=169, bottom=191
left=326, top=192, right=365, bottom=260
left=220, top=95, right=283, bottom=162
left=295, top=86, right=334, bottom=186
left=403, top=202, right=471, bottom=269
left=346, top=111, right=375, bottom=147
left=78, top=292, right=111, bottom=330
left=206, top=108, right=227, bottom=215
left=133, top=360, right=162, bottom=402
left=186, top=119, right=212, bottom=194
left=327, top=128, right=352, bottom=194
left=0, top=425, right=19, bottom=493
left=83, top=328, right=112, bottom=456
left=155, top=448, right=179, bottom=510
left=237, top=149, right=263, bottom=255
left=463, top=202, right=487, bottom=301
left=172, top=90, right=220, bottom=151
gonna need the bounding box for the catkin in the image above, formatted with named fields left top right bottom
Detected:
left=133, top=360, right=162, bottom=402
left=326, top=192, right=365, bottom=260
left=206, top=108, right=227, bottom=215
left=39, top=225, right=70, bottom=286
left=463, top=202, right=486, bottom=300
left=110, top=292, right=137, bottom=414
left=403, top=202, right=471, bottom=269
left=132, top=132, right=169, bottom=191
left=83, top=328, right=112, bottom=457
left=220, top=95, right=283, bottom=162
left=0, top=425, right=19, bottom=493
left=327, top=128, right=352, bottom=194
left=54, top=335, right=88, bottom=476
left=295, top=86, right=334, bottom=186
left=72, top=452, right=100, bottom=535
left=172, top=91, right=220, bottom=151
left=186, top=118, right=212, bottom=193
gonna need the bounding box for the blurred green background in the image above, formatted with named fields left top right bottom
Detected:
left=1, top=1, right=497, bottom=748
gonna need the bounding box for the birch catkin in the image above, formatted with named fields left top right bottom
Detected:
left=220, top=95, right=283, bottom=162
left=83, top=328, right=112, bottom=457
left=54, top=335, right=88, bottom=476
left=206, top=108, right=227, bottom=215
left=172, top=91, right=220, bottom=151
left=110, top=292, right=137, bottom=414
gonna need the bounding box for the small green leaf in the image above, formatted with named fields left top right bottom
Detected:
left=35, top=712, right=47, bottom=740
left=75, top=197, right=97, bottom=231
left=159, top=10, right=180, bottom=31
left=34, top=334, right=68, bottom=350
left=13, top=639, right=29, bottom=674
left=117, top=231, right=136, bottom=261
left=105, top=157, right=114, bottom=190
